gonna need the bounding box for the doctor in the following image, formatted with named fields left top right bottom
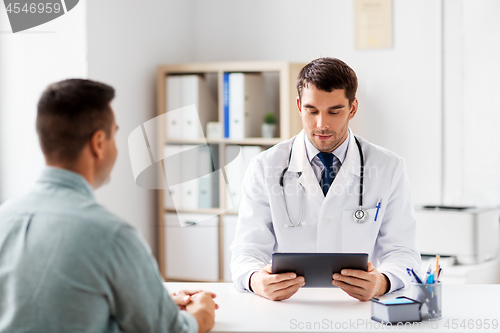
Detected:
left=230, top=57, right=421, bottom=302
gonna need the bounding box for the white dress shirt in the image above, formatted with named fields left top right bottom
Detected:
left=304, top=129, right=351, bottom=186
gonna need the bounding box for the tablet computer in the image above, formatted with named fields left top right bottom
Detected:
left=271, top=253, right=369, bottom=288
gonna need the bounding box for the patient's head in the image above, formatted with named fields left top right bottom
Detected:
left=36, top=79, right=118, bottom=188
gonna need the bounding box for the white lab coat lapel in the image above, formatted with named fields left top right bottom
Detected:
left=287, top=130, right=325, bottom=205
left=324, top=130, right=361, bottom=202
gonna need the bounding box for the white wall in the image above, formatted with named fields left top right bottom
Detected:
left=192, top=0, right=443, bottom=206
left=443, top=0, right=500, bottom=207
left=86, top=0, right=195, bottom=253
left=0, top=2, right=87, bottom=202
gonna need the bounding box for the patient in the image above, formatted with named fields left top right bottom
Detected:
left=0, top=79, right=216, bottom=333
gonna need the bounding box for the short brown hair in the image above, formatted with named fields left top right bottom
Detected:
left=297, top=57, right=358, bottom=105
left=36, top=79, right=115, bottom=162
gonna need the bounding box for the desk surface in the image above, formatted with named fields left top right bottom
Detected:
left=165, top=283, right=500, bottom=333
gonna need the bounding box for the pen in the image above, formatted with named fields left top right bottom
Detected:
left=435, top=254, right=440, bottom=281
left=406, top=268, right=414, bottom=282
left=374, top=199, right=382, bottom=221
left=407, top=268, right=423, bottom=284
left=424, top=264, right=432, bottom=282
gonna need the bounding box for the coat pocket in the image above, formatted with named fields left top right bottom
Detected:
left=341, top=208, right=381, bottom=254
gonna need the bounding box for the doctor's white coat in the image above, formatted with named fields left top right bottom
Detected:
left=230, top=129, right=421, bottom=293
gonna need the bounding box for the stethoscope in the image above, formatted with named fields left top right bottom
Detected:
left=279, top=136, right=368, bottom=228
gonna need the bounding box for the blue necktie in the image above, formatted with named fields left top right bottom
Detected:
left=318, top=152, right=335, bottom=196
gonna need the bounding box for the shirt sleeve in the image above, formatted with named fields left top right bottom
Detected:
left=104, top=224, right=198, bottom=333
left=375, top=158, right=422, bottom=293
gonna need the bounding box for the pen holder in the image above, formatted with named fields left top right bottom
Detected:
left=411, top=282, right=442, bottom=320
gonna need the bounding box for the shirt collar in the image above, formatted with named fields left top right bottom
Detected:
left=37, top=167, right=95, bottom=200
left=304, top=128, right=351, bottom=164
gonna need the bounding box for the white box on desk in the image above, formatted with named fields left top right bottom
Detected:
left=415, top=206, right=500, bottom=264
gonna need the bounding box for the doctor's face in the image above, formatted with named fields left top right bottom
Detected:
left=297, top=84, right=358, bottom=153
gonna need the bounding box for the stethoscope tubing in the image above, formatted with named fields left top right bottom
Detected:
left=279, top=135, right=366, bottom=227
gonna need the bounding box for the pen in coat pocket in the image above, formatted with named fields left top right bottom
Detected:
left=374, top=199, right=382, bottom=221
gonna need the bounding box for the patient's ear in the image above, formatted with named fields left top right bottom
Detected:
left=89, top=130, right=106, bottom=160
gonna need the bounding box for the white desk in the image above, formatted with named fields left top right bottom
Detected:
left=165, top=283, right=500, bottom=333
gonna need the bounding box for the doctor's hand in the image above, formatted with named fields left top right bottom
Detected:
left=332, top=262, right=390, bottom=302
left=250, top=264, right=305, bottom=301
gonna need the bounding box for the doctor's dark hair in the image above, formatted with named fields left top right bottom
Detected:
left=36, top=79, right=115, bottom=163
left=296, top=57, right=358, bottom=105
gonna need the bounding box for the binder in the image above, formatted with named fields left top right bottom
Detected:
left=228, top=73, right=266, bottom=139
left=180, top=75, right=217, bottom=140
left=242, top=146, right=262, bottom=169
left=228, top=74, right=243, bottom=139
left=223, top=73, right=230, bottom=138
left=198, top=145, right=219, bottom=209
left=165, top=76, right=181, bottom=139
left=165, top=75, right=217, bottom=140
left=164, top=144, right=201, bottom=210
left=198, top=146, right=212, bottom=209
left=224, top=145, right=261, bottom=211
left=210, top=146, right=220, bottom=208
left=225, top=145, right=245, bottom=211
left=180, top=145, right=200, bottom=210
left=163, top=145, right=181, bottom=210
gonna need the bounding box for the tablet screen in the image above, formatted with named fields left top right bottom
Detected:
left=271, top=253, right=368, bottom=288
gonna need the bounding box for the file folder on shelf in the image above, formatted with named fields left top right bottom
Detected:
left=164, top=144, right=203, bottom=210
left=163, top=145, right=180, bottom=210
left=224, top=145, right=262, bottom=211
left=165, top=75, right=218, bottom=140
left=224, top=145, right=245, bottom=211
left=165, top=76, right=181, bottom=139
left=180, top=145, right=200, bottom=210
left=223, top=72, right=230, bottom=138
left=228, top=73, right=266, bottom=139
left=164, top=144, right=220, bottom=211
left=198, top=145, right=220, bottom=209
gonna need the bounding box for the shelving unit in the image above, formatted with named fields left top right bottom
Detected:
left=156, top=61, right=305, bottom=281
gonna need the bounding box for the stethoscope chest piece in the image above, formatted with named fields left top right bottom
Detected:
left=353, top=207, right=368, bottom=223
